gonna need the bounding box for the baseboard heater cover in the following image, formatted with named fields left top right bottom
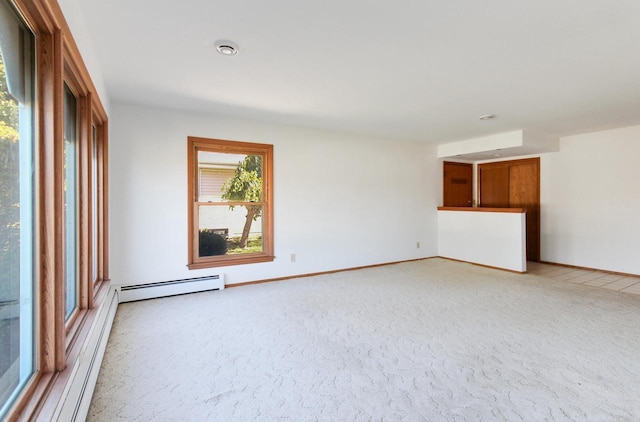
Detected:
left=118, top=274, right=225, bottom=302
left=54, top=286, right=119, bottom=421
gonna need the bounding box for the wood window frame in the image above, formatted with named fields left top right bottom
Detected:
left=3, top=0, right=110, bottom=419
left=62, top=64, right=89, bottom=340
left=187, top=137, right=274, bottom=269
left=90, top=111, right=108, bottom=297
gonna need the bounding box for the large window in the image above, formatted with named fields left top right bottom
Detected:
left=188, top=137, right=274, bottom=269
left=0, top=0, right=35, bottom=416
left=0, top=0, right=110, bottom=419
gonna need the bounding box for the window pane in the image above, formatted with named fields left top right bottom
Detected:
left=197, top=151, right=263, bottom=202
left=198, top=205, right=263, bottom=256
left=63, top=84, right=78, bottom=320
left=91, top=125, right=98, bottom=282
left=0, top=0, right=34, bottom=416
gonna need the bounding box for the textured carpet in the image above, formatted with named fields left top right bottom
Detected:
left=88, top=259, right=640, bottom=421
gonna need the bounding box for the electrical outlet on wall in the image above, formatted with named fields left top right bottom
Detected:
left=290, top=253, right=296, bottom=263
left=416, top=241, right=421, bottom=249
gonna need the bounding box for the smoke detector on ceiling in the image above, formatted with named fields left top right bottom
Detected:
left=215, top=40, right=239, bottom=56
left=479, top=114, right=496, bottom=120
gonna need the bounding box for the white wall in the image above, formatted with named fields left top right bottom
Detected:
left=541, top=125, right=640, bottom=275
left=438, top=210, right=526, bottom=273
left=57, top=0, right=111, bottom=114
left=109, top=103, right=439, bottom=285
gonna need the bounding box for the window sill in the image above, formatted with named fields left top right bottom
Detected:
left=188, top=254, right=275, bottom=270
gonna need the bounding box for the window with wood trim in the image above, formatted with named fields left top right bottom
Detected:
left=0, top=0, right=110, bottom=419
left=0, top=1, right=35, bottom=415
left=188, top=137, right=274, bottom=269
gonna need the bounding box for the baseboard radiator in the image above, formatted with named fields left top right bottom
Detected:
left=48, top=276, right=224, bottom=420
left=54, top=286, right=119, bottom=421
left=118, top=274, right=225, bottom=303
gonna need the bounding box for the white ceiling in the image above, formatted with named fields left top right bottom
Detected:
left=76, top=0, right=640, bottom=147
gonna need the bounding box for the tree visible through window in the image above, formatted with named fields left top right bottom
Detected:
left=221, top=154, right=263, bottom=249
left=188, top=137, right=274, bottom=269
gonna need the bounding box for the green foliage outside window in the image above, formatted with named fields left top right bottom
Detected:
left=0, top=56, right=20, bottom=298
left=221, top=155, right=263, bottom=249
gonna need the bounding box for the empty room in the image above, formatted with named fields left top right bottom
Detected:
left=1, top=0, right=640, bottom=420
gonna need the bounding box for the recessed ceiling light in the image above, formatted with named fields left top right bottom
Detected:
left=215, top=40, right=239, bottom=56
left=479, top=114, right=496, bottom=120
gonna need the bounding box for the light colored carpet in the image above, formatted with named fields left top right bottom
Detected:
left=88, top=258, right=640, bottom=421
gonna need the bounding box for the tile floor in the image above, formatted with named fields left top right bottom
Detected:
left=527, top=261, right=640, bottom=295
